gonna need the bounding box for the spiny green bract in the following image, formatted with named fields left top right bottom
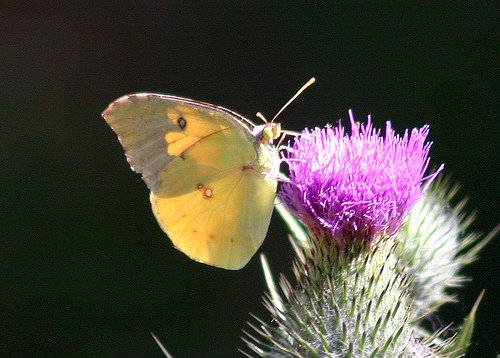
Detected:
left=397, top=178, right=479, bottom=317
left=243, top=236, right=421, bottom=358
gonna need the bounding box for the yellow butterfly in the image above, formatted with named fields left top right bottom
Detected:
left=102, top=79, right=314, bottom=270
left=102, top=93, right=282, bottom=269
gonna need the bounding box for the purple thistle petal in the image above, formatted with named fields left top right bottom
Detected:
left=280, top=110, right=443, bottom=247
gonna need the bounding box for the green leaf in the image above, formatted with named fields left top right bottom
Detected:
left=442, top=290, right=485, bottom=357
left=151, top=332, right=174, bottom=358
left=274, top=197, right=309, bottom=247
left=260, top=254, right=285, bottom=315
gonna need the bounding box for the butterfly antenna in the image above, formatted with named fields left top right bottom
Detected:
left=256, top=111, right=269, bottom=124
left=255, top=77, right=316, bottom=125
left=271, top=77, right=316, bottom=123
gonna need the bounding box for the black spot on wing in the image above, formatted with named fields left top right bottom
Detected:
left=177, top=116, right=187, bottom=129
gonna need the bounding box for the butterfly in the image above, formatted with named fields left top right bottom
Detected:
left=102, top=79, right=314, bottom=270
left=102, top=93, right=283, bottom=269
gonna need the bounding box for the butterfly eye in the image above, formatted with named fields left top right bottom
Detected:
left=177, top=117, right=187, bottom=129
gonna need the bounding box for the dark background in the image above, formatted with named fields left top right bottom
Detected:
left=1, top=2, right=498, bottom=357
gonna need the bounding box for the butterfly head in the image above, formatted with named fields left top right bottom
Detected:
left=254, top=122, right=281, bottom=144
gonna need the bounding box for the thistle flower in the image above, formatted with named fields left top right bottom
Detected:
left=243, top=112, right=492, bottom=358
left=280, top=110, right=442, bottom=247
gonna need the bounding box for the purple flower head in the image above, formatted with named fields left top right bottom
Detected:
left=280, top=110, right=442, bottom=247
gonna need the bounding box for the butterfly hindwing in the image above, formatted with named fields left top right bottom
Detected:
left=151, top=128, right=277, bottom=269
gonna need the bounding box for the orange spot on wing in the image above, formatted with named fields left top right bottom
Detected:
left=165, top=132, right=200, bottom=156
left=195, top=183, right=214, bottom=199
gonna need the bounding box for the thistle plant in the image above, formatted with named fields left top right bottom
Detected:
left=242, top=110, right=496, bottom=358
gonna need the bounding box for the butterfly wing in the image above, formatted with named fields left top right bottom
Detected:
left=151, top=127, right=278, bottom=269
left=103, top=94, right=279, bottom=269
left=103, top=93, right=253, bottom=189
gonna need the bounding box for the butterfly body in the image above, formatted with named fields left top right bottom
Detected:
left=103, top=94, right=280, bottom=269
